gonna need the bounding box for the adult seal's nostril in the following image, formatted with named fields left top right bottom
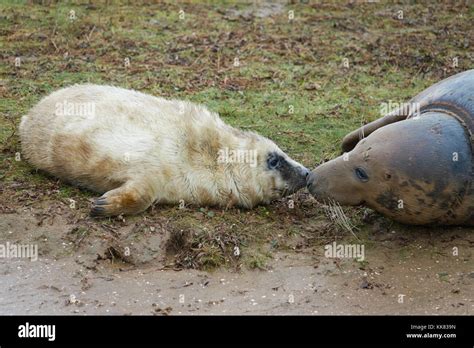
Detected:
left=306, top=172, right=316, bottom=189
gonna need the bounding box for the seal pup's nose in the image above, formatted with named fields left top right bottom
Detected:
left=301, top=167, right=310, bottom=178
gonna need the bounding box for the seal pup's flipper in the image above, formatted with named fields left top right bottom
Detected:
left=90, top=180, right=157, bottom=217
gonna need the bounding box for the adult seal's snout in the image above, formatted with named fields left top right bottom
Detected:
left=307, top=172, right=315, bottom=188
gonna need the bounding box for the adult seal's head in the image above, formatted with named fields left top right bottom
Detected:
left=307, top=70, right=474, bottom=226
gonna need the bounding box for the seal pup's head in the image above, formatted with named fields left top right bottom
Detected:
left=306, top=113, right=471, bottom=224
left=217, top=129, right=309, bottom=208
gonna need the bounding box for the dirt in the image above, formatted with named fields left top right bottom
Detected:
left=224, top=1, right=285, bottom=20
left=1, top=207, right=472, bottom=315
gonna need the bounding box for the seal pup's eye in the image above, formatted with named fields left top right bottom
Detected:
left=267, top=154, right=281, bottom=170
left=355, top=167, right=369, bottom=182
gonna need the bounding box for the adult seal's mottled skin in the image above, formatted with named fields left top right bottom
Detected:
left=307, top=70, right=474, bottom=226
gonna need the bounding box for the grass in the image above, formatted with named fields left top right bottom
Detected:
left=1, top=0, right=473, bottom=270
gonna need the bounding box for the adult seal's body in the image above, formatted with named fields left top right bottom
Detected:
left=307, top=70, right=474, bottom=226
left=20, top=84, right=309, bottom=216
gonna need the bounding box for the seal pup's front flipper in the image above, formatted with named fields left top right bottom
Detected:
left=90, top=179, right=158, bottom=217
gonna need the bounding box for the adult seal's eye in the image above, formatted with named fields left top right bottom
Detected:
left=268, top=155, right=281, bottom=169
left=355, top=167, right=369, bottom=182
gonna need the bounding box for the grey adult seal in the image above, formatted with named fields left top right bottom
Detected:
left=307, top=70, right=474, bottom=226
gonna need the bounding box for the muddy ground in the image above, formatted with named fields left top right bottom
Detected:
left=0, top=187, right=472, bottom=315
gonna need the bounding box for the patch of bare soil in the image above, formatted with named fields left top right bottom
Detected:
left=223, top=1, right=285, bottom=21
left=1, top=208, right=472, bottom=315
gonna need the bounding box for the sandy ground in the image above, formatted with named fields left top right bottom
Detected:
left=1, top=209, right=472, bottom=315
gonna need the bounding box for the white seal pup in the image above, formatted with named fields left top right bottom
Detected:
left=20, top=84, right=309, bottom=216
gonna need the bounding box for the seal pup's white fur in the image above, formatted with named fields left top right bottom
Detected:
left=20, top=84, right=309, bottom=216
